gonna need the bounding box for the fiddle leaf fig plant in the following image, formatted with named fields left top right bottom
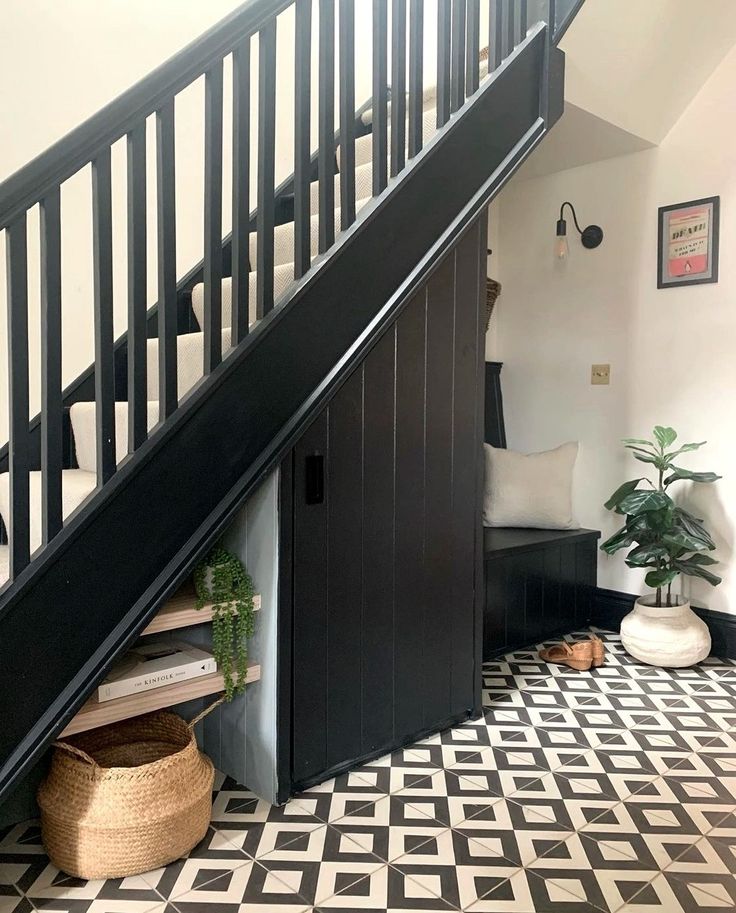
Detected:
left=194, top=545, right=256, bottom=701
left=601, top=426, right=722, bottom=608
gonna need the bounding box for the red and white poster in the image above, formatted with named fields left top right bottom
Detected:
left=666, top=204, right=710, bottom=278
left=658, top=196, right=719, bottom=289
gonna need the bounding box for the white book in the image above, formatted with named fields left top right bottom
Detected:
left=97, top=640, right=217, bottom=703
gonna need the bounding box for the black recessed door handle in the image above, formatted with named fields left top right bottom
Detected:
left=305, top=453, right=324, bottom=504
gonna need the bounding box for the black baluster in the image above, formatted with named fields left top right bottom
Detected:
left=318, top=0, right=335, bottom=252
left=232, top=38, right=250, bottom=344
left=294, top=0, right=312, bottom=278
left=92, top=147, right=116, bottom=485
left=204, top=59, right=223, bottom=372
left=466, top=0, right=480, bottom=95
left=450, top=0, right=466, bottom=112
left=408, top=0, right=424, bottom=157
left=127, top=123, right=147, bottom=451
left=372, top=0, right=388, bottom=194
left=492, top=0, right=503, bottom=69
left=390, top=0, right=406, bottom=177
left=257, top=20, right=277, bottom=317
left=40, top=188, right=63, bottom=544
left=156, top=99, right=178, bottom=417
left=506, top=0, right=514, bottom=54
left=437, top=0, right=451, bottom=127
left=5, top=215, right=30, bottom=577
left=519, top=0, right=528, bottom=43
left=339, top=0, right=356, bottom=225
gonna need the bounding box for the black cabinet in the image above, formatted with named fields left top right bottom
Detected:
left=483, top=527, right=600, bottom=658
left=281, top=217, right=488, bottom=793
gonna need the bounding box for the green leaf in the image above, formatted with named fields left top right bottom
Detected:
left=673, top=509, right=716, bottom=550
left=600, top=524, right=639, bottom=555
left=622, top=438, right=656, bottom=448
left=662, top=528, right=714, bottom=553
left=645, top=568, right=678, bottom=588
left=625, top=544, right=670, bottom=567
left=604, top=479, right=645, bottom=513
left=672, top=559, right=722, bottom=587
left=653, top=426, right=677, bottom=450
left=664, top=467, right=722, bottom=486
left=633, top=452, right=667, bottom=468
left=618, top=489, right=672, bottom=516
left=665, top=441, right=706, bottom=459
left=684, top=553, right=719, bottom=566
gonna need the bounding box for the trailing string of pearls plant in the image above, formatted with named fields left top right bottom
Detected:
left=194, top=545, right=256, bottom=701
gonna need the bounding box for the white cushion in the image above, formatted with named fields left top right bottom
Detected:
left=483, top=442, right=579, bottom=530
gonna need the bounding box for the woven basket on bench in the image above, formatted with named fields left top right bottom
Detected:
left=37, top=705, right=218, bottom=879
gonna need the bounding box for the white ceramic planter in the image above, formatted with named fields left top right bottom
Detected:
left=620, top=596, right=711, bottom=668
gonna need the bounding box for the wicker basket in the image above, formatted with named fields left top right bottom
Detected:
left=485, top=277, right=501, bottom=332
left=37, top=707, right=217, bottom=879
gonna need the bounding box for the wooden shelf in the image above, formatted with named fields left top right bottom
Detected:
left=60, top=664, right=261, bottom=737
left=142, top=586, right=261, bottom=636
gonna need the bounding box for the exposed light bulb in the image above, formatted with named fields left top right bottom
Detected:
left=555, top=216, right=568, bottom=260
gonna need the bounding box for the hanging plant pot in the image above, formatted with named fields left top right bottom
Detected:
left=194, top=545, right=255, bottom=701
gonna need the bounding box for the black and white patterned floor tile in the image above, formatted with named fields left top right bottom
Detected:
left=2, top=629, right=736, bottom=913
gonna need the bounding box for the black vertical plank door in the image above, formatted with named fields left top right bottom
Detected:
left=291, top=413, right=330, bottom=784
left=450, top=223, right=481, bottom=715
left=394, top=291, right=427, bottom=738
left=422, top=254, right=455, bottom=727
left=361, top=329, right=396, bottom=752
left=326, top=369, right=364, bottom=769
left=288, top=215, right=485, bottom=790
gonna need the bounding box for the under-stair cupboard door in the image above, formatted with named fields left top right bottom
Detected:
left=286, top=217, right=487, bottom=791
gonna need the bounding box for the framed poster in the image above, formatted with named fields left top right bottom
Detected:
left=657, top=196, right=720, bottom=289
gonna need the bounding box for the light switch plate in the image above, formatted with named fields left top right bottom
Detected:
left=591, top=364, right=610, bottom=385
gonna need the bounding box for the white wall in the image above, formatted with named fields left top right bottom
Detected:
left=178, top=469, right=281, bottom=803
left=493, top=42, right=736, bottom=614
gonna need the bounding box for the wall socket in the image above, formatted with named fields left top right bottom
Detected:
left=591, top=364, right=610, bottom=385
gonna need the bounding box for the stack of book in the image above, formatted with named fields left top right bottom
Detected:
left=97, top=641, right=217, bottom=702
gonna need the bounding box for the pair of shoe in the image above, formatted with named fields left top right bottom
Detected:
left=539, top=634, right=605, bottom=671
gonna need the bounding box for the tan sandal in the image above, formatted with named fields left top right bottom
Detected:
left=539, top=639, right=594, bottom=671
left=590, top=633, right=605, bottom=668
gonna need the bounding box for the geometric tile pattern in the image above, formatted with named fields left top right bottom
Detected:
left=2, top=629, right=736, bottom=912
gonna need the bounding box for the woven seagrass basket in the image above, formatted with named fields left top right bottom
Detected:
left=485, top=277, right=501, bottom=332
left=37, top=706, right=217, bottom=879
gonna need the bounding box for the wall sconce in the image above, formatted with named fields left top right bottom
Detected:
left=555, top=201, right=603, bottom=260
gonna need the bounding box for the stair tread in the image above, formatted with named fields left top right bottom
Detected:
left=0, top=470, right=97, bottom=581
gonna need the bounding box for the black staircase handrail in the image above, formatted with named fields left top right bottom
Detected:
left=553, top=0, right=586, bottom=43
left=0, top=0, right=292, bottom=229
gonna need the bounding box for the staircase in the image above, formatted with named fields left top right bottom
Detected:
left=0, top=0, right=579, bottom=801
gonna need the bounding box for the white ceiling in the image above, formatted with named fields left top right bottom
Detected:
left=516, top=0, right=736, bottom=180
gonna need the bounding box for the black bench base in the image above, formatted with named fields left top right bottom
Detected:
left=483, top=527, right=601, bottom=660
